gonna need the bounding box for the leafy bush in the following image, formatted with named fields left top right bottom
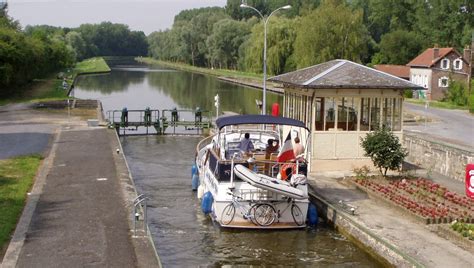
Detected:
left=451, top=221, right=474, bottom=240
left=446, top=80, right=468, bottom=106
left=353, top=165, right=370, bottom=179
left=361, top=126, right=408, bottom=176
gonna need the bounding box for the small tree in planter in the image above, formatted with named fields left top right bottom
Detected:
left=361, top=126, right=408, bottom=177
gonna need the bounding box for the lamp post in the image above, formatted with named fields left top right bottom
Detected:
left=240, top=3, right=291, bottom=115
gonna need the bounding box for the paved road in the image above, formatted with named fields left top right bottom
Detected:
left=404, top=102, right=474, bottom=149
left=0, top=103, right=66, bottom=159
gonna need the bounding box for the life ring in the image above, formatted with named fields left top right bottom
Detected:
left=280, top=163, right=296, bottom=181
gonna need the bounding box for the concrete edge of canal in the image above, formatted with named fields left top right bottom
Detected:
left=308, top=188, right=423, bottom=268
left=108, top=128, right=163, bottom=268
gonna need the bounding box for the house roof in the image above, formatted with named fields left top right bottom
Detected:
left=374, top=64, right=410, bottom=79
left=407, top=47, right=466, bottom=67
left=268, top=59, right=423, bottom=90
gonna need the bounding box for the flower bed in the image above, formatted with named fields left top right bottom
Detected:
left=353, top=177, right=474, bottom=224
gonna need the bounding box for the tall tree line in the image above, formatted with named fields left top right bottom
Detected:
left=149, top=0, right=473, bottom=74
left=1, top=4, right=148, bottom=97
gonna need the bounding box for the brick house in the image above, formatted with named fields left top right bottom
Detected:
left=407, top=47, right=471, bottom=100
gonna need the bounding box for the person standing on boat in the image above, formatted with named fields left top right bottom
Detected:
left=239, top=133, right=254, bottom=156
left=293, top=137, right=304, bottom=157
left=265, top=139, right=279, bottom=159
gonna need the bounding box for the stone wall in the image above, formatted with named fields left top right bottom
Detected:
left=403, top=133, right=474, bottom=182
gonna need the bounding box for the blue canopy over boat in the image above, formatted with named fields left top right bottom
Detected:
left=216, top=115, right=308, bottom=130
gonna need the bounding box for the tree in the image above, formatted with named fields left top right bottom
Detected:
left=65, top=31, right=87, bottom=60
left=361, top=126, right=408, bottom=177
left=206, top=19, right=251, bottom=69
left=294, top=0, right=370, bottom=68
left=241, top=16, right=297, bottom=74
left=371, top=30, right=424, bottom=65
left=414, top=0, right=473, bottom=50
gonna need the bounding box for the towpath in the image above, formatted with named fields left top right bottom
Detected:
left=1, top=102, right=159, bottom=267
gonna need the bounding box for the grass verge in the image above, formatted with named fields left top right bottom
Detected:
left=0, top=155, right=42, bottom=250
left=405, top=98, right=469, bottom=110
left=72, top=57, right=111, bottom=76
left=136, top=57, right=262, bottom=80
left=0, top=57, right=111, bottom=106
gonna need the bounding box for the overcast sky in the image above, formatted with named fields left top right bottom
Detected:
left=7, top=0, right=226, bottom=35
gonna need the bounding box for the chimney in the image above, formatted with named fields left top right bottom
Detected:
left=433, top=44, right=439, bottom=59
left=464, top=46, right=471, bottom=64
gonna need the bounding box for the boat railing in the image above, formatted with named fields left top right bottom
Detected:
left=247, top=156, right=308, bottom=178
left=237, top=188, right=277, bottom=201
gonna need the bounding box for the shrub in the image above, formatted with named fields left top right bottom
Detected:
left=446, top=80, right=468, bottom=106
left=353, top=165, right=370, bottom=179
left=361, top=126, right=408, bottom=177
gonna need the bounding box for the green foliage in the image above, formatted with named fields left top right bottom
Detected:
left=371, top=30, right=424, bottom=65
left=206, top=19, right=251, bottom=69
left=451, top=221, right=474, bottom=240
left=76, top=22, right=148, bottom=58
left=361, top=126, right=408, bottom=177
left=294, top=0, right=370, bottom=68
left=446, top=80, right=468, bottom=106
left=241, top=16, right=297, bottom=74
left=0, top=155, right=42, bottom=248
left=414, top=0, right=473, bottom=50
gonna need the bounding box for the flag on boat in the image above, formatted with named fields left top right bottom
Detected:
left=277, top=132, right=295, bottom=162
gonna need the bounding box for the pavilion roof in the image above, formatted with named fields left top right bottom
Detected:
left=269, top=59, right=423, bottom=90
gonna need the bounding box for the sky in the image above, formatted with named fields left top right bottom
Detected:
left=6, top=0, right=226, bottom=35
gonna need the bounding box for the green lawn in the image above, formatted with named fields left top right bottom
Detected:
left=0, top=155, right=42, bottom=249
left=73, top=57, right=111, bottom=75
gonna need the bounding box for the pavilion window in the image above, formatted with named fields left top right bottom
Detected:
left=382, top=98, right=393, bottom=129
left=324, top=97, right=336, bottom=130
left=369, top=97, right=380, bottom=131
left=360, top=98, right=370, bottom=131
left=336, top=97, right=358, bottom=131
left=392, top=98, right=402, bottom=131
left=315, top=97, right=324, bottom=130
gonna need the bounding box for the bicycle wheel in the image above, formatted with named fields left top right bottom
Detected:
left=291, top=204, right=305, bottom=226
left=254, top=203, right=276, bottom=226
left=248, top=203, right=260, bottom=225
left=221, top=203, right=235, bottom=225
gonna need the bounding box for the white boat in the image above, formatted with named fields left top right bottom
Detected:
left=195, top=114, right=310, bottom=229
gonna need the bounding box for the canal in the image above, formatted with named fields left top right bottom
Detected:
left=74, top=60, right=379, bottom=267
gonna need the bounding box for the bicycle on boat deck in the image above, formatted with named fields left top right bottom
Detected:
left=221, top=190, right=306, bottom=227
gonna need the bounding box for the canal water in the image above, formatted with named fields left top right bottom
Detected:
left=74, top=61, right=379, bottom=267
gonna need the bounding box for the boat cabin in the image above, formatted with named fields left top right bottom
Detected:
left=269, top=59, right=423, bottom=172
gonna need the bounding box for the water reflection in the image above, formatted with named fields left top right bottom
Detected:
left=74, top=61, right=281, bottom=114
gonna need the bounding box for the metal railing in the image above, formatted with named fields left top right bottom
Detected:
left=133, top=194, right=150, bottom=237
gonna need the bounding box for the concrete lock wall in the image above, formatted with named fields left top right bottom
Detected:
left=403, top=133, right=474, bottom=182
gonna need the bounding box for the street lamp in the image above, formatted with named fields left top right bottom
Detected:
left=240, top=3, right=291, bottom=115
